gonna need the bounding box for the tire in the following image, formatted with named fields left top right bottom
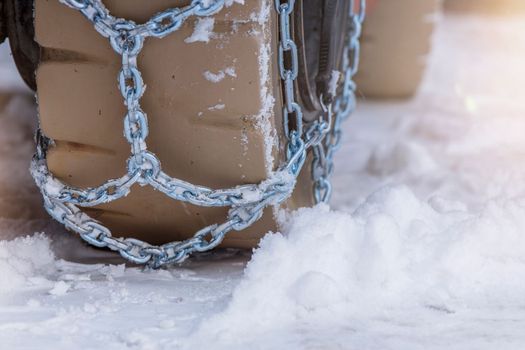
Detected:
left=34, top=0, right=314, bottom=248
left=355, top=0, right=440, bottom=99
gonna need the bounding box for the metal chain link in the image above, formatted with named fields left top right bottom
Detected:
left=31, top=0, right=364, bottom=268
left=310, top=0, right=366, bottom=203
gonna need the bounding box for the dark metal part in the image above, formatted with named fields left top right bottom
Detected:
left=4, top=0, right=40, bottom=91
left=295, top=0, right=348, bottom=117
left=0, top=0, right=7, bottom=45
left=295, top=0, right=323, bottom=114
left=316, top=0, right=348, bottom=104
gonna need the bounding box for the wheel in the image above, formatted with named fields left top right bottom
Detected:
left=355, top=0, right=440, bottom=99
left=30, top=0, right=351, bottom=250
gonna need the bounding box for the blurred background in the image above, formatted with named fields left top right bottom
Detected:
left=357, top=0, right=525, bottom=99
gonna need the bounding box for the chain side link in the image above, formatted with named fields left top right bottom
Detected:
left=310, top=0, right=366, bottom=204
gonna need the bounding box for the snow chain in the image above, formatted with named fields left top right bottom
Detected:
left=31, top=0, right=365, bottom=268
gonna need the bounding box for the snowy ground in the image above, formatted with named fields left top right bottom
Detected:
left=2, top=13, right=525, bottom=350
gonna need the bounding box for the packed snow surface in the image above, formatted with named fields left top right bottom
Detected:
left=2, top=13, right=525, bottom=350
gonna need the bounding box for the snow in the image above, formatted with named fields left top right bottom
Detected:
left=48, top=280, right=71, bottom=296
left=185, top=18, right=215, bottom=44
left=188, top=192, right=525, bottom=348
left=203, top=66, right=236, bottom=83
left=208, top=103, right=225, bottom=111
left=2, top=13, right=525, bottom=350
left=254, top=0, right=276, bottom=175
left=0, top=235, right=55, bottom=296
left=224, top=0, right=245, bottom=7
left=328, top=70, right=341, bottom=97
left=202, top=0, right=245, bottom=8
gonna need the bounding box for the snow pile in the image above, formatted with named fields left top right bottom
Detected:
left=190, top=186, right=525, bottom=346
left=0, top=234, right=55, bottom=296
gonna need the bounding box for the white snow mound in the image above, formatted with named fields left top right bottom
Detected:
left=192, top=185, right=525, bottom=345
left=0, top=234, right=55, bottom=296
